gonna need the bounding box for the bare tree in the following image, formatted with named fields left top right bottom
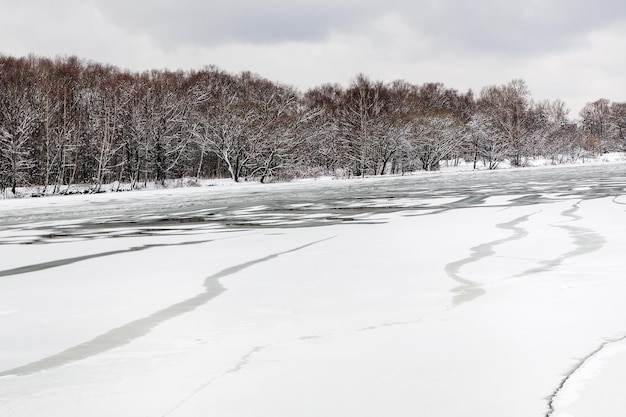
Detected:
left=608, top=101, right=626, bottom=151
left=301, top=84, right=344, bottom=174
left=190, top=70, right=262, bottom=182
left=579, top=99, right=612, bottom=153
left=245, top=76, right=300, bottom=182
left=478, top=79, right=534, bottom=166
left=408, top=111, right=465, bottom=171
left=137, top=71, right=192, bottom=184
left=0, top=56, right=40, bottom=194
left=467, top=113, right=508, bottom=169
left=370, top=80, right=414, bottom=175
left=532, top=99, right=577, bottom=164
left=1, top=54, right=616, bottom=192
left=338, top=74, right=389, bottom=177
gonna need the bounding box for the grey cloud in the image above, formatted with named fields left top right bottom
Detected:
left=93, top=0, right=377, bottom=47
left=8, top=0, right=625, bottom=60
left=403, top=0, right=626, bottom=57
left=89, top=0, right=626, bottom=59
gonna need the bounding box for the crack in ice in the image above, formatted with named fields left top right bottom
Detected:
left=160, top=344, right=270, bottom=417
left=445, top=212, right=535, bottom=306
left=0, top=237, right=334, bottom=377
left=160, top=315, right=434, bottom=417
left=545, top=333, right=626, bottom=417
left=612, top=196, right=626, bottom=206
left=0, top=239, right=214, bottom=278
left=513, top=201, right=606, bottom=278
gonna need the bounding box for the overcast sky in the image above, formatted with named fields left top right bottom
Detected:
left=1, top=0, right=625, bottom=115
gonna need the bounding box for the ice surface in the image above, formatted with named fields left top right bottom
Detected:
left=1, top=163, right=626, bottom=416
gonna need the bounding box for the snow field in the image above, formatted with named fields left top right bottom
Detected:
left=1, top=170, right=626, bottom=416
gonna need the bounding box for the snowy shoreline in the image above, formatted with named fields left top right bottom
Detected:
left=2, top=152, right=625, bottom=201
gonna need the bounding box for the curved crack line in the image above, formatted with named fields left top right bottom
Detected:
left=444, top=212, right=536, bottom=306
left=0, top=239, right=215, bottom=278
left=160, top=344, right=270, bottom=417
left=545, top=333, right=626, bottom=417
left=612, top=196, right=626, bottom=206
left=161, top=316, right=430, bottom=417
left=0, top=236, right=335, bottom=377
left=513, top=201, right=606, bottom=278
left=162, top=283, right=508, bottom=417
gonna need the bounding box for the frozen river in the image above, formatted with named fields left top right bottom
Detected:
left=1, top=163, right=626, bottom=416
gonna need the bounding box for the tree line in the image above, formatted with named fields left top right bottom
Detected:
left=1, top=55, right=625, bottom=194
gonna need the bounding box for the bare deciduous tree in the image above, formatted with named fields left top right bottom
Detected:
left=0, top=56, right=40, bottom=194
left=3, top=53, right=620, bottom=194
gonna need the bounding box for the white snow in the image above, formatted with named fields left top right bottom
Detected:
left=1, top=163, right=626, bottom=417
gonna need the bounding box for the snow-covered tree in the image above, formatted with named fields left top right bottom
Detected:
left=0, top=56, right=40, bottom=194
left=408, top=111, right=465, bottom=171
left=478, top=79, right=534, bottom=166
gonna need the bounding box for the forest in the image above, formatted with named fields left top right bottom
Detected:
left=1, top=54, right=625, bottom=194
